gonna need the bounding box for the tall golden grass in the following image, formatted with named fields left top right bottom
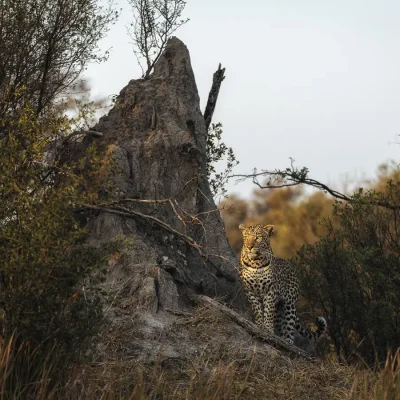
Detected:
left=1, top=333, right=399, bottom=399
left=0, top=334, right=62, bottom=399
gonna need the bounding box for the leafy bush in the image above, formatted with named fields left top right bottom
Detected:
left=296, top=179, right=400, bottom=364
left=0, top=102, right=111, bottom=357
left=0, top=0, right=117, bottom=391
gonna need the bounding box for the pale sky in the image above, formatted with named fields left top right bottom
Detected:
left=85, top=0, right=400, bottom=197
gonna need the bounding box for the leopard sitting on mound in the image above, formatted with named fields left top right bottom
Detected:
left=239, top=224, right=327, bottom=345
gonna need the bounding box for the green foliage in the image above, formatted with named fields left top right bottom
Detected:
left=206, top=122, right=239, bottom=198
left=0, top=101, right=112, bottom=357
left=0, top=0, right=118, bottom=116
left=296, top=178, right=400, bottom=364
left=0, top=0, right=117, bottom=392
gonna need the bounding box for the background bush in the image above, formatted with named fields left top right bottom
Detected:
left=296, top=176, right=400, bottom=364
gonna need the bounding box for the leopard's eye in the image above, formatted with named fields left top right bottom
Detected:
left=256, top=237, right=262, bottom=242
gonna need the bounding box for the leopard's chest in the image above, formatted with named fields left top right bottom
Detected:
left=240, top=266, right=274, bottom=297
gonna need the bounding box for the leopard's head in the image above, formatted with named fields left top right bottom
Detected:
left=239, top=224, right=275, bottom=260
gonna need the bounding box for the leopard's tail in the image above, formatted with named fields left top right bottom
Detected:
left=295, top=315, right=327, bottom=340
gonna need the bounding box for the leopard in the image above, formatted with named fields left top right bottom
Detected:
left=238, top=223, right=327, bottom=345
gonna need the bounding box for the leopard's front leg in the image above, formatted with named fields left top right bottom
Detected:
left=262, top=291, right=276, bottom=333
left=240, top=271, right=264, bottom=327
left=244, top=289, right=264, bottom=327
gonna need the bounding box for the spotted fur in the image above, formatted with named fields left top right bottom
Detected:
left=239, top=224, right=327, bottom=345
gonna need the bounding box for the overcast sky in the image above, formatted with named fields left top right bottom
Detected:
left=85, top=0, right=400, bottom=197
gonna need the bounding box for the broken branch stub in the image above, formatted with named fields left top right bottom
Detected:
left=204, top=63, right=226, bottom=131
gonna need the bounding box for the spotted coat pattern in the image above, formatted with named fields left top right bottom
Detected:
left=239, top=224, right=327, bottom=345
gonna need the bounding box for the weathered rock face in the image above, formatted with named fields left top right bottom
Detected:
left=85, top=37, right=252, bottom=363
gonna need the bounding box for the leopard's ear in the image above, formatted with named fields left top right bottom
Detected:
left=263, top=225, right=275, bottom=236
left=239, top=224, right=246, bottom=231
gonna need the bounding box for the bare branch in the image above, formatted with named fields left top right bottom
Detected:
left=81, top=203, right=207, bottom=255
left=77, top=190, right=237, bottom=281
left=230, top=162, right=400, bottom=211
left=193, top=295, right=314, bottom=361
left=127, top=0, right=189, bottom=78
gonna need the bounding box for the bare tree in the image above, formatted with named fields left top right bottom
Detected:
left=127, top=0, right=189, bottom=78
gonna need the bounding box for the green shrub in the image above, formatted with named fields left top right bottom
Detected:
left=296, top=181, right=400, bottom=364
left=0, top=103, right=110, bottom=358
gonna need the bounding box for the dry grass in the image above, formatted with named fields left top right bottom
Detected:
left=66, top=354, right=383, bottom=400
left=71, top=304, right=398, bottom=400
left=349, top=349, right=400, bottom=400
left=2, top=307, right=400, bottom=400
left=0, top=334, right=63, bottom=399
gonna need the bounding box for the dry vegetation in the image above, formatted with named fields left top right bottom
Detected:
left=2, top=306, right=399, bottom=399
